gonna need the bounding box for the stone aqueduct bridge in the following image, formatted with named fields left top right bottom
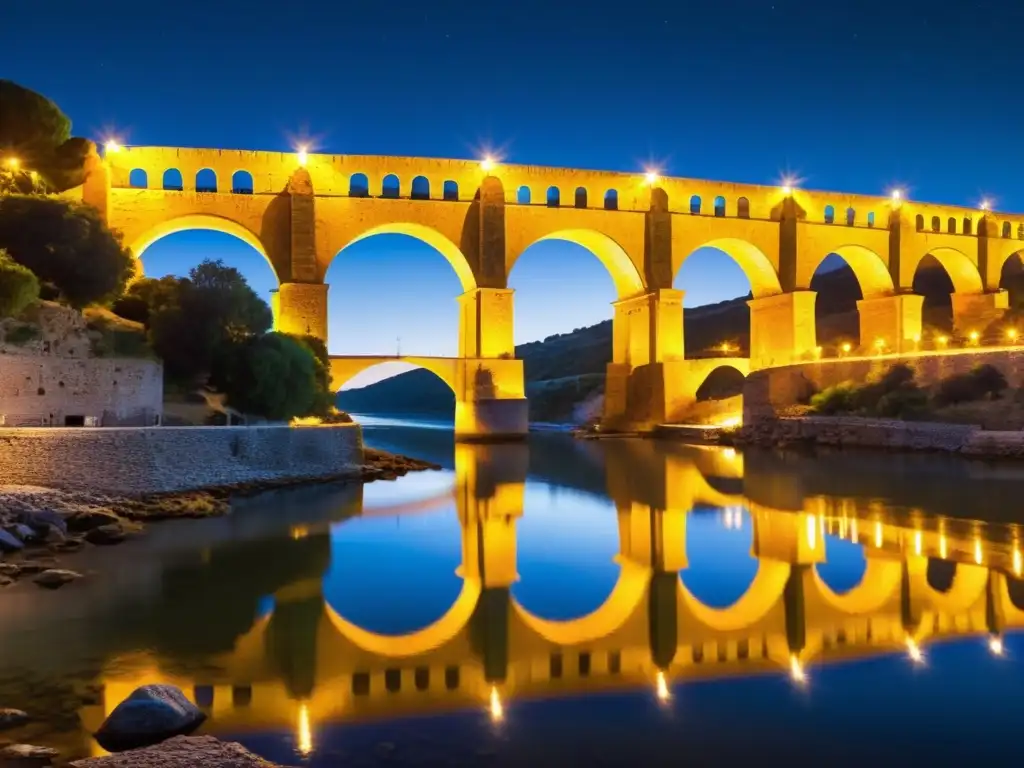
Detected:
left=76, top=147, right=1024, bottom=437
left=79, top=443, right=1024, bottom=746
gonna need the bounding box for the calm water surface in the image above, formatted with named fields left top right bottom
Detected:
left=3, top=417, right=1024, bottom=766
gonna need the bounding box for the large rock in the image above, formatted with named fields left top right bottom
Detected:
left=0, top=708, right=30, bottom=730
left=84, top=524, right=126, bottom=546
left=0, top=529, right=24, bottom=553
left=18, top=510, right=68, bottom=537
left=70, top=735, right=281, bottom=767
left=33, top=569, right=82, bottom=590
left=66, top=509, right=122, bottom=534
left=0, top=742, right=59, bottom=766
left=94, top=685, right=207, bottom=753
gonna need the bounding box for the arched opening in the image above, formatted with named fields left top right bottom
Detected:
left=695, top=366, right=746, bottom=401
left=713, top=196, right=725, bottom=217
left=381, top=174, right=400, bottom=199
left=129, top=168, right=148, bottom=188
left=813, top=534, right=866, bottom=595
left=925, top=558, right=957, bottom=592
left=913, top=248, right=984, bottom=338
left=195, top=168, right=217, bottom=193
left=334, top=361, right=456, bottom=422
left=517, top=185, right=531, bottom=205
left=737, top=197, right=750, bottom=218
left=674, top=240, right=783, bottom=357
left=162, top=169, right=183, bottom=191
left=931, top=216, right=941, bottom=233
left=323, top=480, right=466, bottom=642
left=689, top=195, right=702, bottom=215
left=410, top=175, right=430, bottom=200
left=604, top=189, right=618, bottom=210
left=508, top=231, right=642, bottom=423
left=1007, top=576, right=1024, bottom=611
left=915, top=214, right=925, bottom=231
left=845, top=207, right=856, bottom=226
left=231, top=170, right=253, bottom=194
left=681, top=506, right=759, bottom=608
left=964, top=217, right=973, bottom=235
left=999, top=252, right=1024, bottom=309
left=808, top=246, right=894, bottom=353
left=443, top=180, right=458, bottom=201
left=1003, top=221, right=1013, bottom=238
left=947, top=217, right=957, bottom=234
left=867, top=211, right=876, bottom=227
left=546, top=186, right=560, bottom=207
left=349, top=173, right=370, bottom=197
left=824, top=204, right=835, bottom=224
left=512, top=485, right=621, bottom=623
left=326, top=229, right=470, bottom=422
left=574, top=187, right=587, bottom=208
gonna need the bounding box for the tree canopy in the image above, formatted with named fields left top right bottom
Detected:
left=0, top=80, right=91, bottom=193
left=0, top=194, right=135, bottom=307
left=0, top=248, right=40, bottom=318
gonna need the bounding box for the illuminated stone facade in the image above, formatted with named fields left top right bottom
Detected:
left=74, top=147, right=1024, bottom=435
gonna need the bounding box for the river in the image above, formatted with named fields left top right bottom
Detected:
left=2, top=416, right=1024, bottom=766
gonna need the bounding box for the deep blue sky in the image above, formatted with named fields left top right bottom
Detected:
left=6, top=1, right=1023, bottom=387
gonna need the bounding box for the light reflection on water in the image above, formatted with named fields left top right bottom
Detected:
left=2, top=419, right=1024, bottom=766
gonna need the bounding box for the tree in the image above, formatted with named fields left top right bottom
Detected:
left=0, top=195, right=134, bottom=307
left=291, top=333, right=336, bottom=417
left=0, top=80, right=91, bottom=192
left=0, top=248, right=39, bottom=318
left=210, top=333, right=320, bottom=421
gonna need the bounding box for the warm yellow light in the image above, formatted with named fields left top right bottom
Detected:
left=297, top=145, right=308, bottom=166
left=297, top=703, right=312, bottom=756
left=937, top=335, right=949, bottom=346
left=4, top=157, right=19, bottom=171
left=720, top=341, right=732, bottom=353
left=722, top=447, right=737, bottom=461
left=974, top=538, right=983, bottom=565
left=989, top=636, right=1005, bottom=656
left=874, top=338, right=885, bottom=353
left=980, top=199, right=992, bottom=212
left=717, top=415, right=742, bottom=428
left=789, top=656, right=806, bottom=683
left=912, top=334, right=921, bottom=343
left=1014, top=546, right=1022, bottom=577
left=481, top=156, right=496, bottom=172
left=939, top=533, right=948, bottom=559
left=781, top=185, right=792, bottom=196
left=906, top=638, right=924, bottom=664
left=813, top=345, right=823, bottom=358
left=656, top=670, right=671, bottom=702
left=841, top=342, right=852, bottom=353
left=890, top=188, right=903, bottom=202
left=645, top=170, right=659, bottom=185
left=850, top=517, right=859, bottom=542
left=1007, top=328, right=1018, bottom=342
left=874, top=521, right=883, bottom=548
left=914, top=529, right=922, bottom=556
left=807, top=515, right=818, bottom=551
left=29, top=170, right=38, bottom=182
left=969, top=330, right=980, bottom=343
left=489, top=686, right=504, bottom=722
left=104, top=140, right=122, bottom=154
left=291, top=525, right=309, bottom=540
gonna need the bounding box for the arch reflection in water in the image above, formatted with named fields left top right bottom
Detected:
left=77, top=439, right=1024, bottom=758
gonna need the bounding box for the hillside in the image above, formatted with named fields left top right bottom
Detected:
left=336, top=262, right=975, bottom=422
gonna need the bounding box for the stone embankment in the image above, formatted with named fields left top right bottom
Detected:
left=737, top=416, right=1024, bottom=458
left=0, top=447, right=441, bottom=592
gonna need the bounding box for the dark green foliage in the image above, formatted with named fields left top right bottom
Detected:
left=0, top=248, right=39, bottom=317
left=210, top=333, right=319, bottom=421
left=874, top=386, right=930, bottom=419
left=290, top=334, right=336, bottom=418
left=3, top=322, right=40, bottom=345
left=0, top=195, right=134, bottom=307
left=934, top=364, right=1008, bottom=406
left=810, top=363, right=929, bottom=419
left=0, top=81, right=91, bottom=192
left=809, top=382, right=859, bottom=415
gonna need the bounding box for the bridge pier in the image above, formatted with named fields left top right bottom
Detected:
left=273, top=282, right=329, bottom=341
left=857, top=293, right=924, bottom=354
left=951, top=290, right=1009, bottom=336
left=748, top=291, right=817, bottom=369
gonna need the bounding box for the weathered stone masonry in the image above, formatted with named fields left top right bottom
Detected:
left=0, top=424, right=363, bottom=494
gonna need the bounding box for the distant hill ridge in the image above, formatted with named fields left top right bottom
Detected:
left=336, top=263, right=964, bottom=421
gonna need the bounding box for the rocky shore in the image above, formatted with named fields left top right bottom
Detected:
left=0, top=448, right=441, bottom=592
left=735, top=415, right=1024, bottom=458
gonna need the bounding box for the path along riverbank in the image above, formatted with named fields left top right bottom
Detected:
left=0, top=447, right=440, bottom=592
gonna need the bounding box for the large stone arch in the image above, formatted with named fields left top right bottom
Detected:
left=506, top=228, right=646, bottom=299
left=328, top=356, right=458, bottom=394
left=326, top=222, right=478, bottom=293
left=510, top=558, right=649, bottom=645
left=674, top=238, right=783, bottom=299
left=324, top=578, right=481, bottom=657
left=678, top=558, right=791, bottom=632
left=805, top=245, right=895, bottom=299
left=810, top=557, right=903, bottom=614
left=127, top=213, right=281, bottom=283
left=908, top=247, right=984, bottom=294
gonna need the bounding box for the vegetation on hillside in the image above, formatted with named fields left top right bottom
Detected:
left=0, top=248, right=40, bottom=317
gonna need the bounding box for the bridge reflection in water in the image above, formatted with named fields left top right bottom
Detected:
left=78, top=439, right=1024, bottom=758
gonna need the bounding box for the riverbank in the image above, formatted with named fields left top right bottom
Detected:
left=0, top=447, right=441, bottom=591
left=736, top=415, right=1024, bottom=458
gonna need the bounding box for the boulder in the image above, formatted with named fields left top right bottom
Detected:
left=0, top=708, right=30, bottom=730
left=33, top=569, right=82, bottom=590
left=66, top=509, right=122, bottom=534
left=18, top=510, right=68, bottom=536
left=0, top=529, right=24, bottom=553
left=85, top=524, right=126, bottom=546
left=0, top=742, right=59, bottom=766
left=93, top=685, right=207, bottom=752
left=69, top=735, right=281, bottom=767
left=5, top=524, right=37, bottom=543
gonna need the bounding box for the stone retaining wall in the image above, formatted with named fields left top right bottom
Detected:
left=739, top=416, right=1024, bottom=458
left=744, top=348, right=1024, bottom=422
left=0, top=425, right=363, bottom=494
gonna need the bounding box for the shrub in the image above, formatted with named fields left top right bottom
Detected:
left=0, top=248, right=39, bottom=318
left=875, top=386, right=930, bottom=419
left=809, top=382, right=859, bottom=415
left=934, top=364, right=1008, bottom=406
left=3, top=322, right=40, bottom=345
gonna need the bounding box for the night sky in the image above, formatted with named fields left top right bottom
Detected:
left=5, top=1, right=1023, bottom=386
